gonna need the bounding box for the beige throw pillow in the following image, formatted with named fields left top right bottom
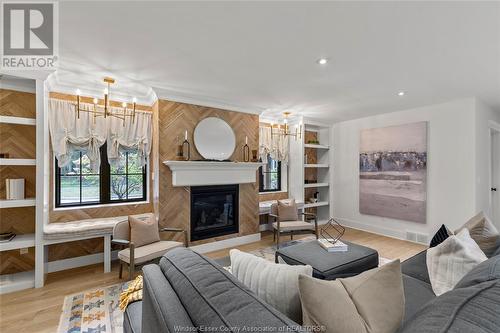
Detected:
left=129, top=214, right=160, bottom=248
left=230, top=249, right=313, bottom=324
left=455, top=212, right=499, bottom=257
left=299, top=260, right=404, bottom=333
left=427, top=228, right=487, bottom=296
left=278, top=199, right=298, bottom=221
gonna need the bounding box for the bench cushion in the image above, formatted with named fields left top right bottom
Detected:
left=273, top=221, right=315, bottom=232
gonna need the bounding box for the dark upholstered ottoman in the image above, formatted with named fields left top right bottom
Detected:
left=275, top=240, right=379, bottom=280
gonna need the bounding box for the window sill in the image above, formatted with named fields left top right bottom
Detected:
left=53, top=200, right=150, bottom=211
left=259, top=190, right=288, bottom=195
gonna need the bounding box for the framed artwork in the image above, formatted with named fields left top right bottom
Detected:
left=359, top=122, right=427, bottom=223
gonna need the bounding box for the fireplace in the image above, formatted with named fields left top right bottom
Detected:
left=190, top=184, right=239, bottom=241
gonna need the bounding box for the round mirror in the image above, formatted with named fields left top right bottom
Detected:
left=194, top=117, right=236, bottom=160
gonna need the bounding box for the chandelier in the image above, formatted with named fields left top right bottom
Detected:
left=270, top=112, right=302, bottom=140
left=75, top=77, right=137, bottom=125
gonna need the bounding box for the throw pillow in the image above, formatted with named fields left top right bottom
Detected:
left=129, top=214, right=160, bottom=248
left=229, top=249, right=312, bottom=324
left=429, top=224, right=453, bottom=247
left=298, top=260, right=404, bottom=333
left=455, top=212, right=500, bottom=257
left=277, top=199, right=298, bottom=221
left=426, top=228, right=487, bottom=296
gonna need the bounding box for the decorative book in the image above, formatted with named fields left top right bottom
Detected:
left=0, top=232, right=16, bottom=243
left=318, top=239, right=348, bottom=252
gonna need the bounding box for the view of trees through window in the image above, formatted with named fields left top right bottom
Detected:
left=259, top=154, right=281, bottom=192
left=56, top=146, right=146, bottom=207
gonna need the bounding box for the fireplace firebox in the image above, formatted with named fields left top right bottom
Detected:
left=190, top=184, right=239, bottom=241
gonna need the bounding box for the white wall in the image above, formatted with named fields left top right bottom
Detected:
left=332, top=98, right=478, bottom=241
left=474, top=100, right=500, bottom=221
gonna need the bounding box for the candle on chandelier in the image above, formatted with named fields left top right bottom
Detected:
left=185, top=130, right=188, bottom=141
left=245, top=136, right=248, bottom=145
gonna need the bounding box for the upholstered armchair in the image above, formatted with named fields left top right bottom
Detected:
left=269, top=200, right=318, bottom=249
left=111, top=213, right=187, bottom=279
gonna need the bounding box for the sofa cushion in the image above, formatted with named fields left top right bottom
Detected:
left=455, top=255, right=500, bottom=289
left=429, top=224, right=453, bottom=248
left=426, top=228, right=487, bottom=295
left=159, top=248, right=300, bottom=332
left=299, top=260, right=405, bottom=333
left=402, top=275, right=435, bottom=323
left=398, top=280, right=500, bottom=333
left=455, top=211, right=500, bottom=257
left=230, top=249, right=312, bottom=324
left=401, top=251, right=430, bottom=285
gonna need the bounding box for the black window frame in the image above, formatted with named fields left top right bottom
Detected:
left=55, top=143, right=147, bottom=208
left=258, top=155, right=282, bottom=193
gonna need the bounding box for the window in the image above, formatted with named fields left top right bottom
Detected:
left=55, top=144, right=147, bottom=207
left=259, top=154, right=282, bottom=192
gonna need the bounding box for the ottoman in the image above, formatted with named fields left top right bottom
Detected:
left=276, top=240, right=379, bottom=280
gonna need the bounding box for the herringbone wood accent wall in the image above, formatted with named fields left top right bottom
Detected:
left=0, top=89, right=37, bottom=274
left=158, top=99, right=259, bottom=246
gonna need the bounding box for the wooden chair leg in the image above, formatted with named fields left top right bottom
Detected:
left=129, top=263, right=134, bottom=280
left=291, top=234, right=293, bottom=240
left=273, top=229, right=276, bottom=241
left=119, top=262, right=123, bottom=279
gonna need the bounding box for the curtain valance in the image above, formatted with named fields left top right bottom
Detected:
left=259, top=125, right=289, bottom=164
left=49, top=99, right=152, bottom=172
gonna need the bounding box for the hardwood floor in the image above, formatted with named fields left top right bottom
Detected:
left=0, top=227, right=426, bottom=333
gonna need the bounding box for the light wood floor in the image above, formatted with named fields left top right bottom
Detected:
left=0, top=227, right=426, bottom=333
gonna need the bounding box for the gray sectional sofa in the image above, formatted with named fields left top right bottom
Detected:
left=125, top=246, right=500, bottom=333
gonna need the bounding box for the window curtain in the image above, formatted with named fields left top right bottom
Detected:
left=259, top=125, right=289, bottom=164
left=48, top=99, right=152, bottom=172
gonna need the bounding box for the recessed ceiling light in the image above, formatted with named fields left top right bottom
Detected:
left=317, top=58, right=328, bottom=65
left=398, top=91, right=405, bottom=96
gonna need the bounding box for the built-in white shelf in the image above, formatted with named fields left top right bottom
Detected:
left=304, top=144, right=329, bottom=149
left=0, top=233, right=35, bottom=252
left=0, top=116, right=36, bottom=126
left=0, top=158, right=36, bottom=166
left=0, top=270, right=35, bottom=294
left=0, top=198, right=36, bottom=209
left=304, top=164, right=329, bottom=168
left=303, top=201, right=329, bottom=208
left=304, top=183, right=329, bottom=188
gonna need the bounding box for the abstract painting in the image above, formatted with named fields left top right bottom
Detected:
left=359, top=122, right=427, bottom=223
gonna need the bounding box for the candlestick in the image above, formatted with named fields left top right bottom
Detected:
left=185, top=130, right=188, bottom=141
left=245, top=136, right=248, bottom=145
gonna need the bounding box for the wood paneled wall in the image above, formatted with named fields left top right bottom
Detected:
left=158, top=99, right=259, bottom=246
left=0, top=89, right=37, bottom=274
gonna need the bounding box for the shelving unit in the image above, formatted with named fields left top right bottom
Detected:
left=0, top=75, right=40, bottom=294
left=0, top=115, right=37, bottom=126
left=0, top=158, right=36, bottom=166
left=289, top=119, right=333, bottom=225
left=0, top=198, right=36, bottom=208
left=0, top=234, right=36, bottom=251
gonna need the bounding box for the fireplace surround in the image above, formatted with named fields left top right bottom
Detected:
left=190, top=184, right=239, bottom=241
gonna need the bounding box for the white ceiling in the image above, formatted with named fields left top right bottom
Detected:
left=53, top=1, right=500, bottom=122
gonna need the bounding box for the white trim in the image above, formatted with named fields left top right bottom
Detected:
left=0, top=271, right=35, bottom=294
left=47, top=250, right=118, bottom=273
left=189, top=233, right=261, bottom=254
left=0, top=198, right=36, bottom=208
left=0, top=234, right=35, bottom=251
left=0, top=77, right=36, bottom=93
left=259, top=190, right=288, bottom=195
left=335, top=216, right=429, bottom=245
left=154, top=86, right=264, bottom=115
left=0, top=158, right=36, bottom=166
left=53, top=200, right=150, bottom=211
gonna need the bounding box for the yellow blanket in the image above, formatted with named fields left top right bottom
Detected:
left=119, top=275, right=143, bottom=311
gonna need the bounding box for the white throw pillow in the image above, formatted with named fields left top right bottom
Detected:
left=427, top=228, right=487, bottom=296
left=229, top=249, right=313, bottom=323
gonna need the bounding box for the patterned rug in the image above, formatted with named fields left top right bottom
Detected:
left=58, top=282, right=129, bottom=333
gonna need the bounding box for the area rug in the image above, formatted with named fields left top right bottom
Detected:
left=58, top=281, right=129, bottom=333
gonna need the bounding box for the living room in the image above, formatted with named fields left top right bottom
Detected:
left=1, top=1, right=499, bottom=333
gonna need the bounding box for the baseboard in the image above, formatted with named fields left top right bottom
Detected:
left=47, top=250, right=119, bottom=273
left=334, top=216, right=428, bottom=245
left=189, top=233, right=261, bottom=254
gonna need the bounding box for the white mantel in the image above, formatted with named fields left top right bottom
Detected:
left=163, top=161, right=263, bottom=186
